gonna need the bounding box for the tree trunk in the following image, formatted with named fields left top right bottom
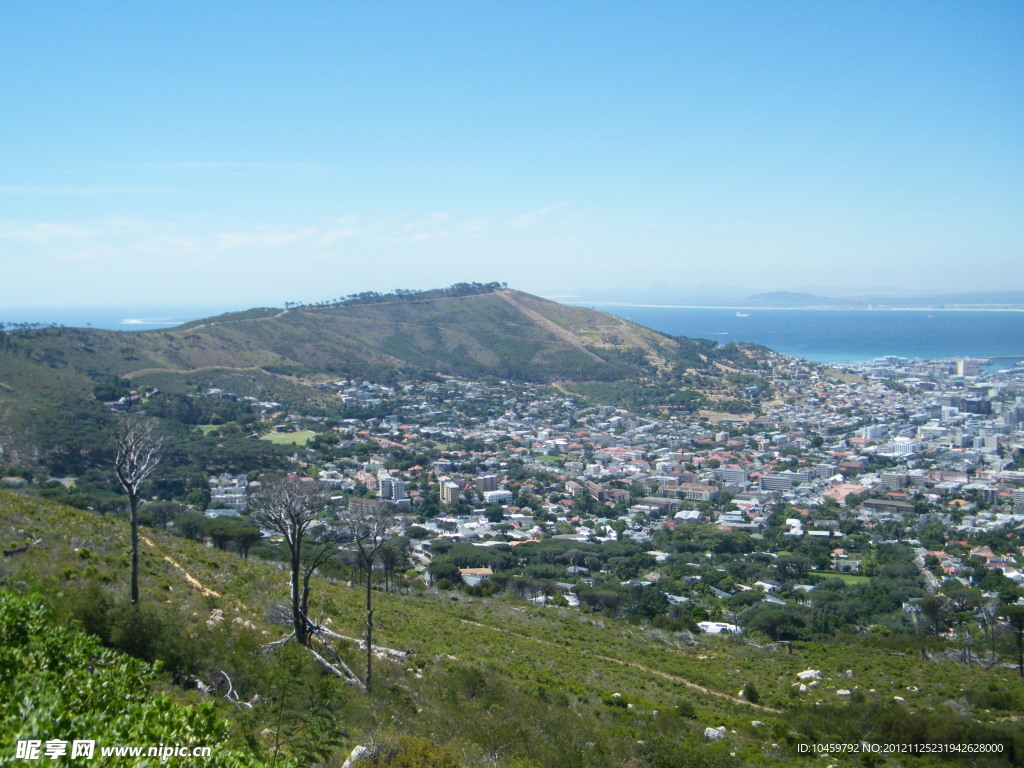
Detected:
left=130, top=494, right=140, bottom=605
left=365, top=561, right=373, bottom=692
left=301, top=565, right=313, bottom=626
left=1017, top=628, right=1023, bottom=679
left=291, top=552, right=306, bottom=645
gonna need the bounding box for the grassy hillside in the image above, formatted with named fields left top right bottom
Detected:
left=2, top=490, right=1021, bottom=767
left=0, top=286, right=762, bottom=395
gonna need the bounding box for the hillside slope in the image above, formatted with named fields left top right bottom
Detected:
left=3, top=490, right=1020, bottom=767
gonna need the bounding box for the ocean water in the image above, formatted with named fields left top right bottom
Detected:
left=1, top=306, right=235, bottom=331
left=581, top=305, right=1024, bottom=366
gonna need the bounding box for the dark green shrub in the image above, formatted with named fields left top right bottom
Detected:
left=676, top=700, right=697, bottom=719
left=359, top=735, right=460, bottom=768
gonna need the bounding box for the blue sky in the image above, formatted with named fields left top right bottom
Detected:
left=2, top=1, right=1022, bottom=312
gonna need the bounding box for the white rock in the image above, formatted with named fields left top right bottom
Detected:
left=704, top=727, right=725, bottom=741
left=341, top=745, right=367, bottom=768
left=797, top=669, right=821, bottom=681
left=837, top=689, right=851, bottom=697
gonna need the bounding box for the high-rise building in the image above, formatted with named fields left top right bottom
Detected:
left=880, top=472, right=910, bottom=491
left=475, top=474, right=499, bottom=493
left=441, top=481, right=461, bottom=506
left=814, top=463, right=838, bottom=480
left=758, top=475, right=793, bottom=491
left=378, top=471, right=407, bottom=502
left=717, top=466, right=747, bottom=484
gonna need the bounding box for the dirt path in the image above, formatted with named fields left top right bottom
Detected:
left=124, top=365, right=268, bottom=379
left=495, top=291, right=607, bottom=362
left=140, top=535, right=222, bottom=598
left=459, top=618, right=780, bottom=713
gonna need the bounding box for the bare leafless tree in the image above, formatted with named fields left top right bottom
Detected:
left=339, top=499, right=398, bottom=692
left=113, top=413, right=163, bottom=605
left=248, top=475, right=331, bottom=646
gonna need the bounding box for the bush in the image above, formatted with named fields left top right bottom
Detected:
left=964, top=681, right=1021, bottom=712
left=359, top=734, right=461, bottom=768
left=105, top=602, right=202, bottom=676
left=741, top=682, right=760, bottom=704
left=0, top=589, right=268, bottom=767
left=601, top=693, right=629, bottom=708
left=675, top=700, right=697, bottom=719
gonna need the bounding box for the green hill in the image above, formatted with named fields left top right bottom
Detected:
left=0, top=286, right=745, bottom=387
left=0, top=285, right=768, bottom=470
left=2, top=490, right=1021, bottom=767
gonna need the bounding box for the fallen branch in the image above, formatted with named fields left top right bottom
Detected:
left=308, top=647, right=367, bottom=689
left=3, top=538, right=42, bottom=557
left=316, top=625, right=408, bottom=661
left=311, top=634, right=366, bottom=687
left=260, top=632, right=295, bottom=654
left=261, top=626, right=367, bottom=689
left=221, top=670, right=253, bottom=710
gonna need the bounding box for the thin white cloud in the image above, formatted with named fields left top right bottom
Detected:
left=131, top=161, right=325, bottom=174
left=213, top=228, right=321, bottom=251
left=458, top=218, right=492, bottom=233
left=215, top=233, right=258, bottom=250
left=315, top=227, right=361, bottom=247
left=510, top=203, right=567, bottom=228
left=403, top=212, right=451, bottom=232
left=0, top=186, right=150, bottom=196
left=137, top=235, right=204, bottom=253
left=0, top=222, right=97, bottom=243
left=382, top=213, right=499, bottom=245
left=0, top=206, right=554, bottom=273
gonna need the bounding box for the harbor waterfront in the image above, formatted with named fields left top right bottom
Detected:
left=586, top=305, right=1024, bottom=366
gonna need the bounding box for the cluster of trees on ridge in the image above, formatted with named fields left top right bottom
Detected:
left=283, top=281, right=509, bottom=310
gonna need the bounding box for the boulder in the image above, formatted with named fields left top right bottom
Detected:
left=341, top=745, right=367, bottom=768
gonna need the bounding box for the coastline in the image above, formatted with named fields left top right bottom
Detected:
left=575, top=304, right=1024, bottom=365
left=567, top=302, right=1024, bottom=312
